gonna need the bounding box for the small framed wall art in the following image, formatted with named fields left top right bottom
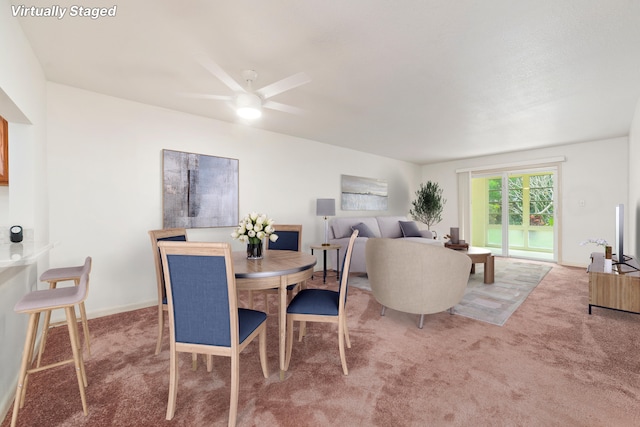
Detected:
left=341, top=174, right=388, bottom=211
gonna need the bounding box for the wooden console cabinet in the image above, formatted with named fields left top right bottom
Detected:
left=588, top=252, right=640, bottom=314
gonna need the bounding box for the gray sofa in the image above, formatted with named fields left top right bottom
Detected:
left=328, top=216, right=442, bottom=273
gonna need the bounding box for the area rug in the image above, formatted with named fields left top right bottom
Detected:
left=347, top=258, right=552, bottom=326
left=452, top=258, right=552, bottom=326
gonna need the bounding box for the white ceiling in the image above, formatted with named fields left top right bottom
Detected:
left=13, top=0, right=640, bottom=165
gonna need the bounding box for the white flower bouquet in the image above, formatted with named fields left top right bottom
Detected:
left=231, top=212, right=279, bottom=245
left=580, top=238, right=609, bottom=247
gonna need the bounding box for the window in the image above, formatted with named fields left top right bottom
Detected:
left=0, top=115, right=7, bottom=185
left=508, top=176, right=523, bottom=225
left=487, top=178, right=501, bottom=224
left=472, top=170, right=556, bottom=261
left=528, top=174, right=554, bottom=226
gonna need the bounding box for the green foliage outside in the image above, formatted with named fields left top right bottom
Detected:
left=488, top=173, right=554, bottom=227
left=410, top=181, right=446, bottom=230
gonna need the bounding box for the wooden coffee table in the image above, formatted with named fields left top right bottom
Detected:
left=459, top=247, right=494, bottom=284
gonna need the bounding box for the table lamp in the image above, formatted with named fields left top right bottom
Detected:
left=316, top=198, right=335, bottom=246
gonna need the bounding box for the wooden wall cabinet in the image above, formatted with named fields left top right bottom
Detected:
left=0, top=116, right=7, bottom=185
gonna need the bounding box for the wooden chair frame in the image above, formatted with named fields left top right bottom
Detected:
left=253, top=224, right=303, bottom=311
left=285, top=230, right=358, bottom=375
left=149, top=228, right=187, bottom=355
left=159, top=241, right=268, bottom=426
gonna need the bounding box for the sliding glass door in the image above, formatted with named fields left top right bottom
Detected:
left=471, top=168, right=557, bottom=261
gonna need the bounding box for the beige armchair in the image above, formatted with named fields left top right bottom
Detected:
left=365, top=238, right=471, bottom=328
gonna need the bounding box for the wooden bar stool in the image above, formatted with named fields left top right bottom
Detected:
left=11, top=261, right=92, bottom=427
left=36, top=257, right=92, bottom=367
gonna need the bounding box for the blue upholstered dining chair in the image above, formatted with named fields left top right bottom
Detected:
left=158, top=241, right=269, bottom=425
left=267, top=224, right=302, bottom=252
left=251, top=224, right=303, bottom=311
left=285, top=229, right=358, bottom=375
left=149, top=228, right=187, bottom=355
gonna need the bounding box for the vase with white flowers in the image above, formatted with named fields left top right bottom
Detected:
left=231, top=213, right=279, bottom=259
left=581, top=238, right=612, bottom=271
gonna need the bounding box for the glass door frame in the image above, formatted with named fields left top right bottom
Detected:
left=471, top=166, right=558, bottom=262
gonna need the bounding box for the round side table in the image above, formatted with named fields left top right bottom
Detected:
left=310, top=244, right=341, bottom=283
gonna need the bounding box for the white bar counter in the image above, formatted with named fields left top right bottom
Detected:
left=0, top=241, right=54, bottom=268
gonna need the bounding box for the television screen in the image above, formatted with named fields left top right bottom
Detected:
left=616, top=204, right=624, bottom=262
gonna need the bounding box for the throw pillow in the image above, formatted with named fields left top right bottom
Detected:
left=351, top=222, right=375, bottom=238
left=399, top=221, right=422, bottom=238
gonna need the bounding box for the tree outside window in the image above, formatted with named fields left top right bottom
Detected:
left=487, top=173, right=554, bottom=227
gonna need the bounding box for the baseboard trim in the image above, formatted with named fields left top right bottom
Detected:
left=85, top=300, right=156, bottom=320
left=46, top=300, right=156, bottom=327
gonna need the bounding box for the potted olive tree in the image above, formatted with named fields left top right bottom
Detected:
left=409, top=181, right=446, bottom=237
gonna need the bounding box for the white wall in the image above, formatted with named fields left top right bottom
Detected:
left=46, top=82, right=422, bottom=319
left=421, top=138, right=629, bottom=267
left=0, top=3, right=48, bottom=235
left=0, top=0, right=49, bottom=418
left=628, top=97, right=640, bottom=257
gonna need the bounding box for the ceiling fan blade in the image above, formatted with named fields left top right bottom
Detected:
left=178, top=92, right=234, bottom=101
left=256, top=72, right=311, bottom=99
left=263, top=100, right=306, bottom=115
left=194, top=54, right=245, bottom=93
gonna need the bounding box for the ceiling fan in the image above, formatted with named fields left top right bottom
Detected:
left=184, top=54, right=311, bottom=120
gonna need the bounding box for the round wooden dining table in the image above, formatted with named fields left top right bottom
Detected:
left=233, top=250, right=317, bottom=379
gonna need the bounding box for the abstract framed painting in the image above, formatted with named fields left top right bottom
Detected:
left=341, top=174, right=388, bottom=211
left=162, top=149, right=239, bottom=228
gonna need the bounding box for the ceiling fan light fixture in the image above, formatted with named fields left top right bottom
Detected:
left=236, top=93, right=262, bottom=119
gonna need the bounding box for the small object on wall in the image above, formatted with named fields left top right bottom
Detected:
left=10, top=225, right=23, bottom=243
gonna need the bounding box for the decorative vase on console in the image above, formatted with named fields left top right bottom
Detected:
left=580, top=238, right=612, bottom=272
left=231, top=212, right=279, bottom=260
left=604, top=245, right=613, bottom=273
left=449, top=227, right=459, bottom=244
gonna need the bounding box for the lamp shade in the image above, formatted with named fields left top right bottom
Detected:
left=236, top=93, right=262, bottom=119
left=316, top=198, right=336, bottom=217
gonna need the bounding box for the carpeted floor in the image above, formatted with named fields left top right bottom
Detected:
left=3, top=259, right=640, bottom=426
